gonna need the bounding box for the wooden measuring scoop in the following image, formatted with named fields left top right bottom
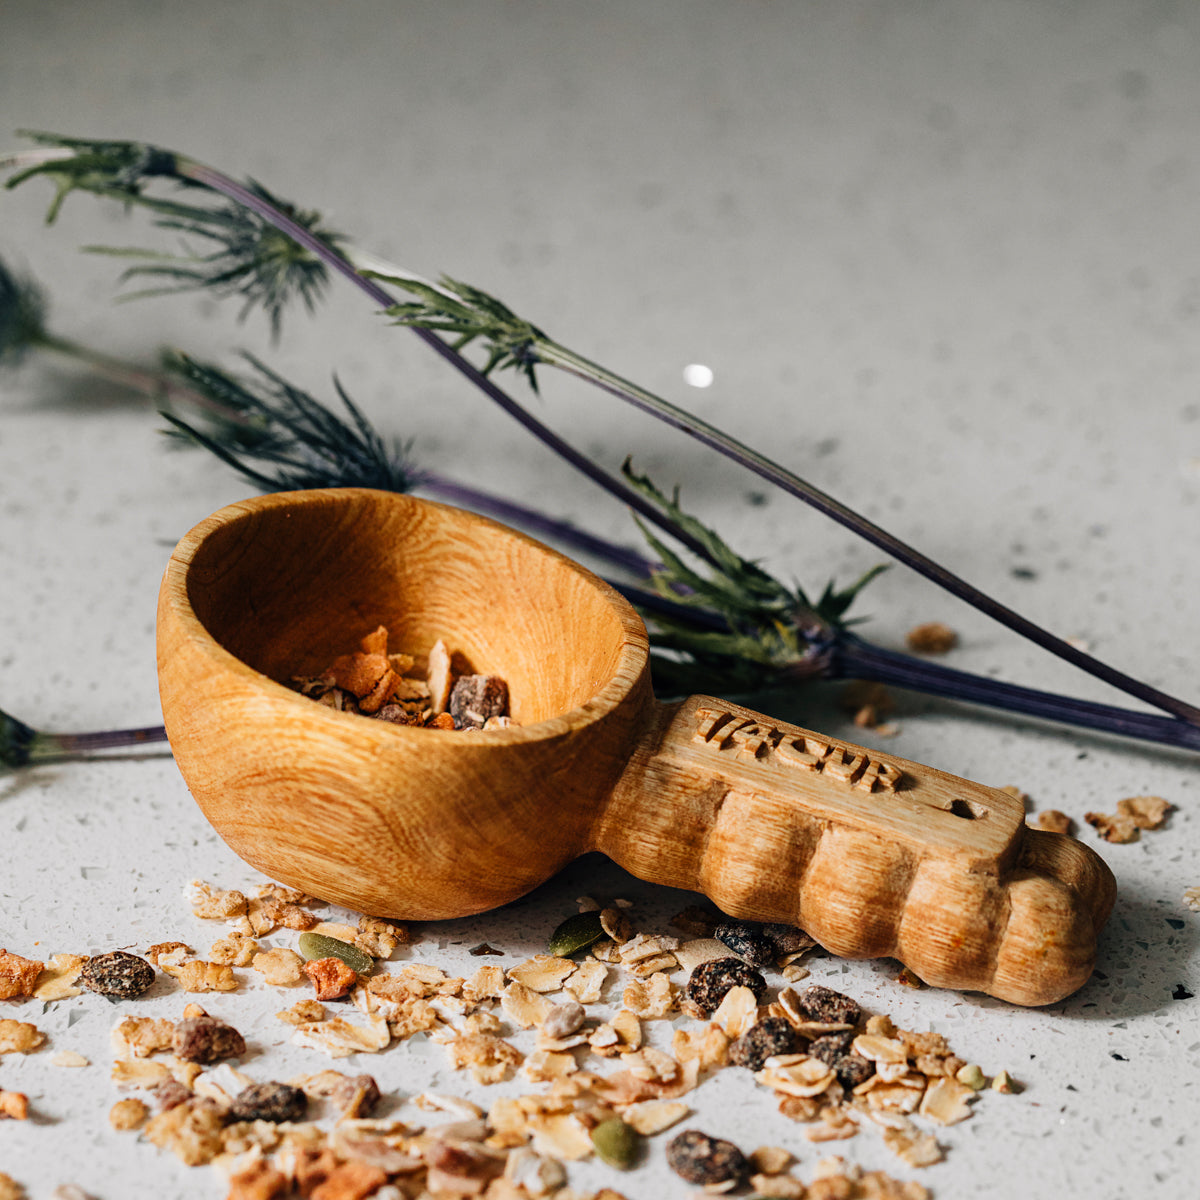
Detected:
left=157, top=488, right=1115, bottom=1006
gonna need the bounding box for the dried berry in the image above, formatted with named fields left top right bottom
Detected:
left=591, top=1116, right=641, bottom=1169
left=303, top=956, right=357, bottom=1001
left=834, top=1052, right=875, bottom=1089
left=729, top=1016, right=800, bottom=1071
left=665, top=1129, right=750, bottom=1186
left=297, top=932, right=373, bottom=975
left=172, top=1015, right=246, bottom=1064
left=794, top=984, right=860, bottom=1025
left=228, top=1081, right=308, bottom=1124
left=713, top=921, right=776, bottom=967
left=763, top=923, right=818, bottom=957
left=547, top=911, right=606, bottom=958
left=807, top=1031, right=855, bottom=1066
left=80, top=951, right=155, bottom=1000
left=684, top=957, right=767, bottom=1014
left=449, top=674, right=509, bottom=728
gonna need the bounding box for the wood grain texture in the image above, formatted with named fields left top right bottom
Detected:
left=157, top=489, right=1115, bottom=1006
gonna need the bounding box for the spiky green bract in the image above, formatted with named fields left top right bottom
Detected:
left=0, top=256, right=48, bottom=367
left=5, top=131, right=179, bottom=219
left=622, top=459, right=886, bottom=695
left=162, top=354, right=419, bottom=494
left=7, top=132, right=345, bottom=339
left=372, top=272, right=546, bottom=392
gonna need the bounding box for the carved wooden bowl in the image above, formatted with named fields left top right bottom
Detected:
left=157, top=488, right=1115, bottom=1005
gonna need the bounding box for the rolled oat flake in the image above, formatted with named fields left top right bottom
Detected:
left=666, top=1129, right=750, bottom=1186
left=80, top=950, right=155, bottom=999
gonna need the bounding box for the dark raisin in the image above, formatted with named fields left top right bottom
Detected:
left=795, top=984, right=860, bottom=1024
left=172, top=1015, right=246, bottom=1064
left=666, top=1129, right=750, bottom=1186
left=684, top=957, right=768, bottom=1014
left=729, top=1017, right=799, bottom=1071
left=763, top=923, right=818, bottom=957
left=834, top=1052, right=875, bottom=1090
left=449, top=675, right=509, bottom=728
left=228, top=1081, right=308, bottom=1124
left=714, top=921, right=777, bottom=967
left=79, top=951, right=155, bottom=999
left=808, top=1031, right=855, bottom=1066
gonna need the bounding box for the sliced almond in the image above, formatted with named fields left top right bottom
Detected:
left=507, top=955, right=578, bottom=993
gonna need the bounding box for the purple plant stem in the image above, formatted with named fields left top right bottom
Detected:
left=541, top=343, right=1200, bottom=728
left=418, top=472, right=655, bottom=577
left=828, top=634, right=1200, bottom=752
left=34, top=725, right=170, bottom=762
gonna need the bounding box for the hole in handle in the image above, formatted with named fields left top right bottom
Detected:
left=948, top=798, right=989, bottom=820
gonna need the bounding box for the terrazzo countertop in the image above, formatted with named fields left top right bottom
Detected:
left=1, top=3, right=1197, bottom=1197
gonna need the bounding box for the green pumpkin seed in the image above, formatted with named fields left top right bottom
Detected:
left=297, top=931, right=373, bottom=974
left=590, top=1116, right=640, bottom=1170
left=547, top=910, right=606, bottom=958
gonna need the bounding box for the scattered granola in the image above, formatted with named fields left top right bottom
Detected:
left=1033, top=810, right=1073, bottom=835
left=792, top=984, right=861, bottom=1025
left=0, top=1090, right=29, bottom=1120
left=111, top=1016, right=175, bottom=1059
left=714, top=921, right=777, bottom=967
left=229, top=1081, right=309, bottom=1124
left=173, top=1015, right=246, bottom=1063
left=292, top=626, right=515, bottom=731
left=730, top=1016, right=801, bottom=1071
left=1085, top=795, right=1173, bottom=843
left=1184, top=886, right=1200, bottom=913
left=208, top=936, right=259, bottom=968
left=32, top=952, right=87, bottom=1001
left=143, top=1097, right=226, bottom=1166
left=253, top=946, right=306, bottom=986
left=666, top=1129, right=750, bottom=1187
left=684, top=957, right=767, bottom=1014
left=277, top=998, right=326, bottom=1025
left=0, top=949, right=43, bottom=999
left=79, top=950, right=155, bottom=999
left=108, top=1097, right=149, bottom=1131
left=548, top=911, right=606, bottom=957
left=163, top=959, right=238, bottom=993
left=76, top=879, right=1014, bottom=1198
left=450, top=673, right=510, bottom=729
left=299, top=931, right=374, bottom=975
left=590, top=1117, right=641, bottom=1169
left=145, top=941, right=194, bottom=966
left=0, top=1018, right=45, bottom=1055
left=304, top=956, right=358, bottom=1001
left=1117, top=795, right=1173, bottom=828
left=51, top=1050, right=89, bottom=1068
left=905, top=622, right=959, bottom=654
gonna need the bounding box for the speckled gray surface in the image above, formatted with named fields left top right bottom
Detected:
left=1, top=2, right=1197, bottom=1197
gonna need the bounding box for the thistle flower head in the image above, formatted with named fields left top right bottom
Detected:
left=163, top=353, right=420, bottom=494
left=621, top=460, right=886, bottom=695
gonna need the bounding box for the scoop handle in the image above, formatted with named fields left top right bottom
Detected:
left=591, top=695, right=1115, bottom=1006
